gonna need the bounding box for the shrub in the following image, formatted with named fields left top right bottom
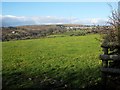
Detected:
left=102, top=9, right=120, bottom=48
left=69, top=31, right=86, bottom=36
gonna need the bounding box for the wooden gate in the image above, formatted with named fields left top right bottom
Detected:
left=100, top=44, right=120, bottom=89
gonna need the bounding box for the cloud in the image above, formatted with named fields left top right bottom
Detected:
left=1, top=15, right=108, bottom=27
left=81, top=18, right=108, bottom=25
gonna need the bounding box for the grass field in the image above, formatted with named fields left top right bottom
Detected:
left=2, top=34, right=102, bottom=89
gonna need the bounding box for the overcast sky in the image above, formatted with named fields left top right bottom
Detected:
left=1, top=2, right=118, bottom=26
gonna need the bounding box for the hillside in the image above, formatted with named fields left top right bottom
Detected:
left=1, top=24, right=108, bottom=41
left=2, top=34, right=101, bottom=89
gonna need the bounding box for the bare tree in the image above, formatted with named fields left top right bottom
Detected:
left=102, top=4, right=120, bottom=47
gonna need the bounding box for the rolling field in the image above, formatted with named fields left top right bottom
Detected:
left=2, top=34, right=102, bottom=89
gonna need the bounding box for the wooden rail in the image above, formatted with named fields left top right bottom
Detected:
left=100, top=54, right=120, bottom=61
left=101, top=68, right=120, bottom=74
left=100, top=44, right=120, bottom=89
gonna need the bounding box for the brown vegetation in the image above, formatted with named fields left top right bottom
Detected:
left=1, top=25, right=66, bottom=41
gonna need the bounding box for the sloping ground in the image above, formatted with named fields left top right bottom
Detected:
left=2, top=34, right=102, bottom=89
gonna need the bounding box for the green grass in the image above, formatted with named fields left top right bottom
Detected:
left=2, top=34, right=102, bottom=89
left=63, top=30, right=87, bottom=35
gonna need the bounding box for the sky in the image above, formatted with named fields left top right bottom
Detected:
left=2, top=0, right=120, bottom=2
left=1, top=2, right=118, bottom=26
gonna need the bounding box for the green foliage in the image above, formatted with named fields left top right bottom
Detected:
left=61, top=30, right=87, bottom=36
left=2, top=34, right=101, bottom=89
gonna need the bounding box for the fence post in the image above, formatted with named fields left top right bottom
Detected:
left=101, top=47, right=108, bottom=89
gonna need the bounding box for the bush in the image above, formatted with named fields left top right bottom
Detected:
left=102, top=10, right=120, bottom=48
left=70, top=32, right=86, bottom=36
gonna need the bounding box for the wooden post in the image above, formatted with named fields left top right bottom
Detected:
left=102, top=47, right=108, bottom=67
left=101, top=47, right=108, bottom=89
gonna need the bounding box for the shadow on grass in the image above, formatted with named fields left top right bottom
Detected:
left=2, top=66, right=104, bottom=90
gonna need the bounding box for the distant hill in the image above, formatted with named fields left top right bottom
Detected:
left=1, top=24, right=110, bottom=41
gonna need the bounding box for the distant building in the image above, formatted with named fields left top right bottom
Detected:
left=12, top=31, right=15, bottom=34
left=65, top=26, right=93, bottom=30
